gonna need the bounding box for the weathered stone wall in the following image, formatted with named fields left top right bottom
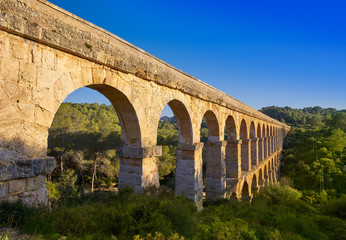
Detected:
left=0, top=0, right=290, bottom=207
left=0, top=157, right=55, bottom=205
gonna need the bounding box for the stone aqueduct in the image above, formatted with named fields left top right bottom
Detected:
left=0, top=0, right=289, bottom=209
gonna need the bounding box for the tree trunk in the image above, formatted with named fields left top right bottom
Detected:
left=91, top=157, right=97, bottom=192
left=60, top=154, right=64, bottom=174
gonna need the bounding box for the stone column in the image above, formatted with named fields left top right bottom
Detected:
left=241, top=139, right=251, bottom=171
left=175, top=142, right=204, bottom=211
left=258, top=137, right=264, bottom=162
left=251, top=138, right=259, bottom=166
left=275, top=137, right=278, bottom=152
left=116, top=146, right=161, bottom=193
left=226, top=140, right=242, bottom=178
left=205, top=140, right=227, bottom=201
left=268, top=136, right=272, bottom=156
left=268, top=170, right=273, bottom=184
left=263, top=137, right=268, bottom=160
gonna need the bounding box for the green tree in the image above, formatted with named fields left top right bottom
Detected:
left=328, top=128, right=346, bottom=160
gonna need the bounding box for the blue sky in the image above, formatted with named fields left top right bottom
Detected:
left=54, top=0, right=346, bottom=115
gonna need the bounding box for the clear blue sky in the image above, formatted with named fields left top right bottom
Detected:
left=55, top=0, right=346, bottom=115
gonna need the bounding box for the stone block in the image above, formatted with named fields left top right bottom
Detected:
left=8, top=179, right=26, bottom=194
left=34, top=105, right=54, bottom=128
left=18, top=62, right=37, bottom=85
left=10, top=38, right=28, bottom=61
left=0, top=162, right=17, bottom=181
left=20, top=188, right=49, bottom=206
left=116, top=146, right=162, bottom=159
left=26, top=175, right=46, bottom=192
left=25, top=21, right=41, bottom=39
left=15, top=160, right=33, bottom=178
left=0, top=182, right=7, bottom=197
left=0, top=195, right=19, bottom=203
left=0, top=32, right=10, bottom=58
left=30, top=47, right=42, bottom=65
left=36, top=67, right=61, bottom=89
left=0, top=58, right=19, bottom=83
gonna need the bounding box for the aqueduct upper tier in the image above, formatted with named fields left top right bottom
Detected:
left=0, top=0, right=289, bottom=209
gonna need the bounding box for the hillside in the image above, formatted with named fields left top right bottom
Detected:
left=0, top=104, right=345, bottom=240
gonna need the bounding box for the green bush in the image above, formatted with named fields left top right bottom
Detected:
left=47, top=169, right=82, bottom=206
left=261, top=183, right=302, bottom=204
left=322, top=195, right=346, bottom=219
left=19, top=190, right=196, bottom=240
left=0, top=201, right=35, bottom=228
left=313, top=215, right=346, bottom=240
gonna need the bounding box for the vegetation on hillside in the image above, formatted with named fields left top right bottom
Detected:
left=0, top=104, right=345, bottom=240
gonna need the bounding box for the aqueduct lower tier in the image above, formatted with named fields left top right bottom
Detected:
left=0, top=0, right=289, bottom=209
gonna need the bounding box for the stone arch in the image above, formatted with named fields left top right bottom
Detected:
left=251, top=174, right=258, bottom=194
left=240, top=119, right=250, bottom=171
left=268, top=160, right=273, bottom=183
left=48, top=83, right=149, bottom=192
left=250, top=121, right=257, bottom=166
left=264, top=164, right=268, bottom=184
left=258, top=168, right=263, bottom=185
left=267, top=124, right=270, bottom=155
left=270, top=126, right=274, bottom=154
left=225, top=115, right=237, bottom=141
left=166, top=100, right=193, bottom=144
left=225, top=115, right=239, bottom=178
left=250, top=121, right=256, bottom=138
left=262, top=124, right=267, bottom=159
left=86, top=84, right=141, bottom=146
left=269, top=158, right=272, bottom=170
left=241, top=181, right=250, bottom=200
left=201, top=110, right=225, bottom=200
left=257, top=123, right=263, bottom=162
left=274, top=127, right=277, bottom=151
left=201, top=110, right=220, bottom=142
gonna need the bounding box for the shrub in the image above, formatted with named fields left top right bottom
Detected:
left=261, top=183, right=302, bottom=204
left=301, top=190, right=328, bottom=205
left=133, top=232, right=185, bottom=240
left=19, top=190, right=196, bottom=239
left=0, top=201, right=35, bottom=228
left=322, top=195, right=346, bottom=219
left=47, top=169, right=82, bottom=205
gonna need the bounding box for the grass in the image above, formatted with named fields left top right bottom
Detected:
left=0, top=186, right=345, bottom=240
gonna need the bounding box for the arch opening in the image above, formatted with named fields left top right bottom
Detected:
left=258, top=168, right=263, bottom=186
left=167, top=100, right=193, bottom=144
left=48, top=85, right=139, bottom=193
left=251, top=174, right=258, bottom=194
left=241, top=181, right=250, bottom=200
left=262, top=124, right=267, bottom=159
left=250, top=122, right=257, bottom=166
left=257, top=123, right=263, bottom=162
left=240, top=119, right=250, bottom=172
left=225, top=115, right=239, bottom=178
left=200, top=110, right=223, bottom=200
left=156, top=100, right=194, bottom=195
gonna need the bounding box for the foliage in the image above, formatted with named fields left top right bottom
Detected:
left=16, top=190, right=196, bottom=240
left=0, top=202, right=35, bottom=228
left=47, top=169, right=82, bottom=205
left=13, top=105, right=337, bottom=239
left=260, top=183, right=302, bottom=204
left=133, top=232, right=185, bottom=240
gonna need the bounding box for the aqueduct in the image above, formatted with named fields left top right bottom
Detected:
left=0, top=0, right=289, bottom=209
